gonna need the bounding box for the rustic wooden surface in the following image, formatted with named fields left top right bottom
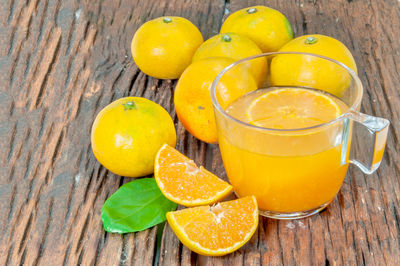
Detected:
left=0, top=0, right=399, bottom=265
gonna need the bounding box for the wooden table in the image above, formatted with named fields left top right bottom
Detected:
left=1, top=0, right=399, bottom=265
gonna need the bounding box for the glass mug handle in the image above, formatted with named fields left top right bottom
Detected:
left=341, top=110, right=390, bottom=174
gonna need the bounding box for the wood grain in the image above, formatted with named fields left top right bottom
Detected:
left=0, top=0, right=399, bottom=265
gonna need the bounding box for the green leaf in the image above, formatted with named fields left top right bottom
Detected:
left=101, top=178, right=177, bottom=233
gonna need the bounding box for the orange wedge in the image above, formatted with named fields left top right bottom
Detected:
left=154, top=144, right=233, bottom=206
left=246, top=88, right=341, bottom=129
left=166, top=196, right=258, bottom=256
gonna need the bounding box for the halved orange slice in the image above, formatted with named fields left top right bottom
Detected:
left=154, top=144, right=233, bottom=206
left=166, top=196, right=258, bottom=256
left=246, top=88, right=341, bottom=129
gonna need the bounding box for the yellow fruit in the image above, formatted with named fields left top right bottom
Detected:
left=246, top=88, right=341, bottom=129
left=166, top=196, right=258, bottom=256
left=174, top=57, right=257, bottom=143
left=154, top=144, right=233, bottom=206
left=220, top=6, right=293, bottom=52
left=270, top=34, right=358, bottom=97
left=192, top=33, right=267, bottom=86
left=131, top=16, right=203, bottom=79
left=91, top=97, right=176, bottom=177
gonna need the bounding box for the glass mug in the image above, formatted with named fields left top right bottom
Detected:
left=211, top=52, right=390, bottom=219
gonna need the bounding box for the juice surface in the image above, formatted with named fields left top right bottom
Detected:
left=220, top=87, right=350, bottom=212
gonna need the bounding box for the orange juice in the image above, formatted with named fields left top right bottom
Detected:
left=218, top=87, right=350, bottom=213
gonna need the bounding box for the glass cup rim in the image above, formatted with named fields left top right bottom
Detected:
left=210, top=51, right=363, bottom=132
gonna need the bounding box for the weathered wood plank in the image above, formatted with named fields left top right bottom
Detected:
left=0, top=0, right=399, bottom=265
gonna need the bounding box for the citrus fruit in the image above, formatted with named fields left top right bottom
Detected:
left=131, top=16, right=203, bottom=79
left=154, top=144, right=233, bottom=206
left=91, top=97, right=176, bottom=177
left=220, top=6, right=293, bottom=52
left=174, top=57, right=257, bottom=143
left=192, top=33, right=268, bottom=86
left=166, top=196, right=258, bottom=256
left=246, top=88, right=341, bottom=129
left=270, top=34, right=358, bottom=97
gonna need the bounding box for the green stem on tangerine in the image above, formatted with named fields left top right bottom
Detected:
left=247, top=7, right=257, bottom=14
left=221, top=34, right=231, bottom=42
left=305, top=36, right=318, bottom=44
left=163, top=17, right=172, bottom=23
left=124, top=101, right=137, bottom=110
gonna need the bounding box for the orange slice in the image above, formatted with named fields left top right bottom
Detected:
left=154, top=144, right=233, bottom=206
left=166, top=196, right=258, bottom=256
left=246, top=88, right=341, bottom=129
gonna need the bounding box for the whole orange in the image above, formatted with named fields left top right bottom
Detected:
left=192, top=33, right=267, bottom=86
left=220, top=6, right=293, bottom=52
left=91, top=97, right=176, bottom=177
left=174, top=57, right=257, bottom=143
left=270, top=34, right=358, bottom=97
left=131, top=16, right=203, bottom=79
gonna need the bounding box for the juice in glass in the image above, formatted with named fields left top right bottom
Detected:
left=220, top=87, right=349, bottom=213
left=211, top=52, right=390, bottom=219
